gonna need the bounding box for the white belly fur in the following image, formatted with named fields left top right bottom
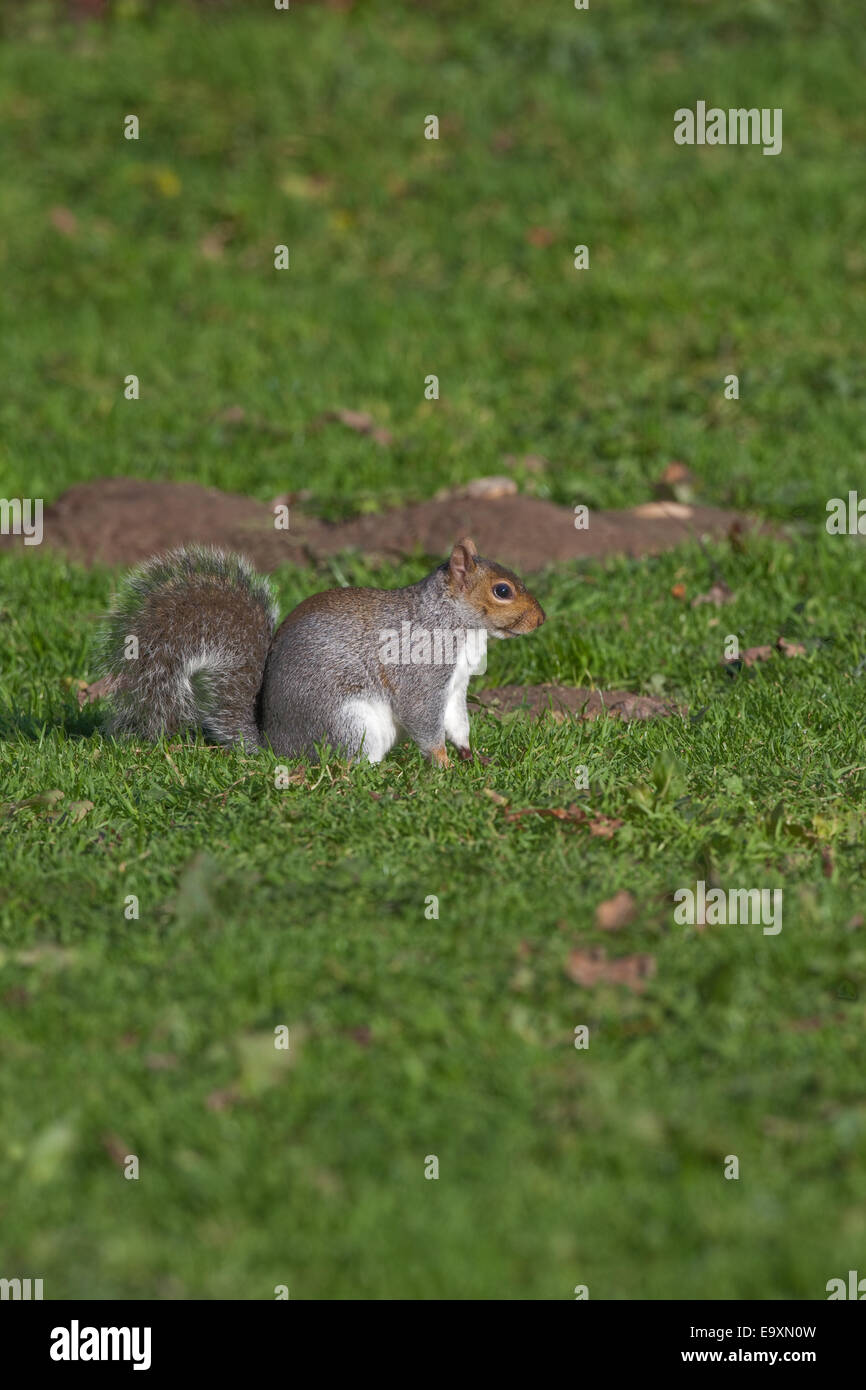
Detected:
left=340, top=698, right=398, bottom=763
left=442, top=640, right=478, bottom=747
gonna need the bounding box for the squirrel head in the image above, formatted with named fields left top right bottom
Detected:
left=444, top=537, right=546, bottom=638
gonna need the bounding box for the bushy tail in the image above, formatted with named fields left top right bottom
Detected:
left=98, top=546, right=278, bottom=748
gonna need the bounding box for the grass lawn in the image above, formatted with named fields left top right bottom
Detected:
left=1, top=0, right=866, bottom=1299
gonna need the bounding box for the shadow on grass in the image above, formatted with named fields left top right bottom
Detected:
left=0, top=702, right=105, bottom=742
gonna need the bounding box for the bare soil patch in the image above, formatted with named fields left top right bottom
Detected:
left=1, top=476, right=756, bottom=574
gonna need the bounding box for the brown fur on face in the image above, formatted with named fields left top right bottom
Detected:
left=446, top=536, right=545, bottom=636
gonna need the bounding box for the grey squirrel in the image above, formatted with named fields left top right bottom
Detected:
left=99, top=538, right=545, bottom=765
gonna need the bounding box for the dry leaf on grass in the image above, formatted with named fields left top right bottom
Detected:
left=595, top=890, right=637, bottom=930
left=198, top=223, right=236, bottom=260
left=691, top=580, right=734, bottom=608
left=777, top=637, right=806, bottom=658
left=741, top=645, right=774, bottom=666
left=526, top=226, right=556, bottom=247
left=205, top=1086, right=239, bottom=1113
left=565, top=947, right=656, bottom=993
left=658, top=461, right=693, bottom=486
left=77, top=674, right=119, bottom=707
left=483, top=788, right=509, bottom=806
left=2, top=789, right=64, bottom=817
left=50, top=206, right=78, bottom=237
left=504, top=803, right=622, bottom=838
left=314, top=409, right=392, bottom=446
left=727, top=639, right=805, bottom=669
left=653, top=460, right=697, bottom=503
left=436, top=476, right=517, bottom=501
left=101, top=1133, right=130, bottom=1169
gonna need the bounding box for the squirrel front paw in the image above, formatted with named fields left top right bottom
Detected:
left=429, top=745, right=451, bottom=768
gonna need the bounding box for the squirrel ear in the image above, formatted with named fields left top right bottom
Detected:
left=449, top=537, right=477, bottom=587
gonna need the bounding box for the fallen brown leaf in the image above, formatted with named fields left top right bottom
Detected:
left=483, top=787, right=509, bottom=806
left=654, top=460, right=697, bottom=504
left=691, top=580, right=734, bottom=608
left=2, top=789, right=64, bottom=817
left=206, top=1086, right=240, bottom=1113
left=78, top=674, right=119, bottom=707
left=315, top=409, right=392, bottom=446
left=210, top=406, right=290, bottom=438
left=595, top=890, right=636, bottom=930
left=659, top=461, right=693, bottom=486
left=504, top=803, right=622, bottom=838
left=198, top=223, right=235, bottom=260
left=526, top=226, right=556, bottom=247
left=565, top=947, right=656, bottom=993
left=586, top=814, right=622, bottom=839
left=741, top=645, right=774, bottom=666
left=50, top=206, right=78, bottom=237
left=777, top=637, right=806, bottom=658
left=101, top=1132, right=130, bottom=1168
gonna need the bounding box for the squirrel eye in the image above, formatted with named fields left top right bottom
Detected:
left=493, top=583, right=513, bottom=600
